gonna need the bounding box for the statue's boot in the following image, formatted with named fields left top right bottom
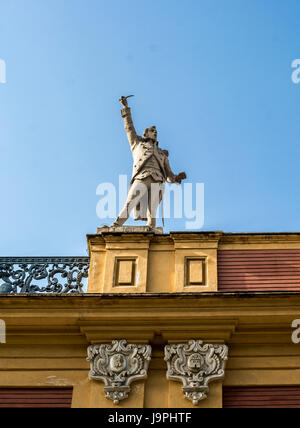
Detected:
left=111, top=217, right=126, bottom=227
left=146, top=218, right=156, bottom=229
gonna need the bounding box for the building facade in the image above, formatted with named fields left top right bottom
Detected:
left=0, top=231, right=300, bottom=408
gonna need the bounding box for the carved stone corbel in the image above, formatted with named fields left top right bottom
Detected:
left=87, top=340, right=152, bottom=404
left=164, top=340, right=228, bottom=405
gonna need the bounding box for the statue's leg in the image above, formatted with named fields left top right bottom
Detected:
left=112, top=180, right=148, bottom=227
left=147, top=180, right=164, bottom=228
left=134, top=190, right=148, bottom=221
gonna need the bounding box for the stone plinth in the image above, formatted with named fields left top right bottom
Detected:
left=97, top=226, right=163, bottom=235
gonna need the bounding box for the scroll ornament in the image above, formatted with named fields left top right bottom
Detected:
left=87, top=340, right=152, bottom=404
left=165, top=340, right=228, bottom=405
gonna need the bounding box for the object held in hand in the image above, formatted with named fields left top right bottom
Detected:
left=176, top=172, right=187, bottom=183
left=119, top=95, right=134, bottom=107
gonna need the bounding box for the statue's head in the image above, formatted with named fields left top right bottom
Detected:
left=143, top=126, right=158, bottom=142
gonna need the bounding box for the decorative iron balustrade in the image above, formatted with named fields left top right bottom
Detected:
left=0, top=257, right=90, bottom=294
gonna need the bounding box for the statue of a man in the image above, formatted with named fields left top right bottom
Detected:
left=112, top=96, right=186, bottom=229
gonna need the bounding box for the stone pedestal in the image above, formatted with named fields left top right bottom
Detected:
left=87, top=231, right=221, bottom=294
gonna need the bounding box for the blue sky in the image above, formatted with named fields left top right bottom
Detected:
left=0, top=0, right=300, bottom=256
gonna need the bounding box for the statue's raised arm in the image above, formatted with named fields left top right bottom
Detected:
left=119, top=96, right=138, bottom=150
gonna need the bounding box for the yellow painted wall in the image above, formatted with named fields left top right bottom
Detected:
left=0, top=293, right=300, bottom=408
left=0, top=232, right=300, bottom=408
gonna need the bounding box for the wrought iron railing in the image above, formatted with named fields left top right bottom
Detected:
left=0, top=257, right=90, bottom=294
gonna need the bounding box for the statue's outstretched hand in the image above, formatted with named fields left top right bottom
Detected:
left=119, top=96, right=129, bottom=108
left=175, top=172, right=187, bottom=184
left=119, top=95, right=134, bottom=108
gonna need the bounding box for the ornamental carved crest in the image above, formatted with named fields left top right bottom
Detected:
left=164, top=340, right=228, bottom=405
left=87, top=340, right=152, bottom=404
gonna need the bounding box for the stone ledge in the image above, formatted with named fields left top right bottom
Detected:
left=97, top=226, right=163, bottom=235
